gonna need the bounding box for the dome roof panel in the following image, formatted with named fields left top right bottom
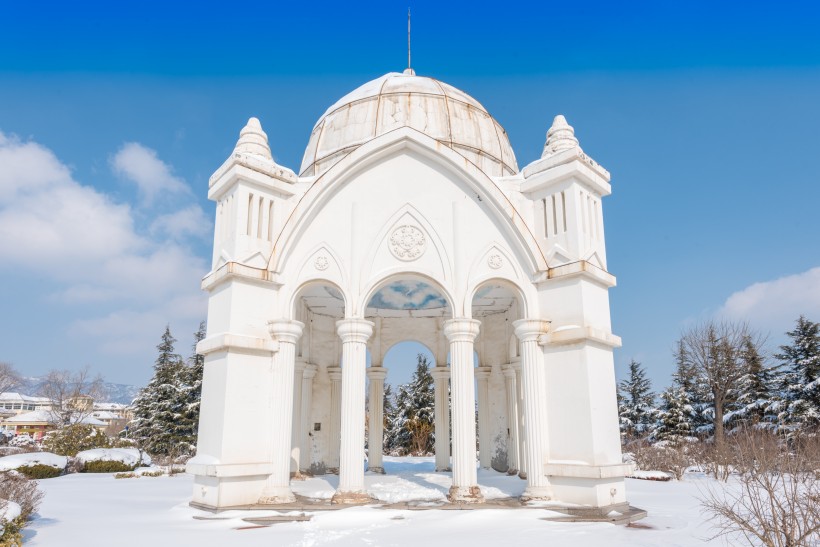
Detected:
left=301, top=72, right=518, bottom=177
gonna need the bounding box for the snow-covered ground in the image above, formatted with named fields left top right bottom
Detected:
left=23, top=456, right=726, bottom=546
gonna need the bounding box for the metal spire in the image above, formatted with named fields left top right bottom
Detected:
left=407, top=8, right=412, bottom=71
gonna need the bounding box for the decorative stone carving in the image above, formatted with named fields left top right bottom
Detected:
left=389, top=225, right=426, bottom=261
left=314, top=255, right=329, bottom=271
left=488, top=254, right=503, bottom=269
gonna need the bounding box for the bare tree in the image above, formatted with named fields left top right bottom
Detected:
left=37, top=367, right=106, bottom=426
left=678, top=321, right=764, bottom=450
left=0, top=362, right=21, bottom=394
left=701, top=428, right=820, bottom=546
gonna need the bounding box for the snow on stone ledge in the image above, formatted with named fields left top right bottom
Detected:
left=0, top=452, right=67, bottom=471
left=76, top=448, right=151, bottom=467
left=628, top=470, right=672, bottom=481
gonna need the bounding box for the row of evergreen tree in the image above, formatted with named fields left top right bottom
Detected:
left=129, top=323, right=205, bottom=457
left=618, top=315, right=820, bottom=446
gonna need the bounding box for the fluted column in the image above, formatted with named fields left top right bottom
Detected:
left=514, top=319, right=552, bottom=501
left=503, top=364, right=520, bottom=475
left=475, top=367, right=491, bottom=469
left=366, top=367, right=387, bottom=473
left=299, top=364, right=317, bottom=473
left=443, top=318, right=483, bottom=503
left=332, top=318, right=374, bottom=504
left=258, top=319, right=303, bottom=504
left=290, top=360, right=306, bottom=476
left=431, top=367, right=451, bottom=472
left=327, top=366, right=342, bottom=471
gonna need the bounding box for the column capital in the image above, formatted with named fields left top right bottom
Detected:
left=475, top=366, right=492, bottom=380
left=513, top=318, right=551, bottom=343
left=302, top=363, right=318, bottom=380
left=443, top=318, right=481, bottom=343
left=366, top=367, right=388, bottom=381
left=268, top=319, right=304, bottom=344
left=327, top=365, right=342, bottom=381
left=430, top=367, right=450, bottom=381
left=295, top=359, right=308, bottom=373
left=336, top=318, right=374, bottom=344
left=502, top=364, right=518, bottom=378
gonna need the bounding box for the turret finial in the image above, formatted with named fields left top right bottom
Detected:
left=235, top=117, right=272, bottom=159
left=542, top=114, right=580, bottom=158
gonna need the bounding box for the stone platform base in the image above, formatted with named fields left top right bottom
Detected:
left=190, top=496, right=646, bottom=524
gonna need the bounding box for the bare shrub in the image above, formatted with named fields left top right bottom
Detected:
left=631, top=441, right=700, bottom=480
left=0, top=471, right=44, bottom=519
left=701, top=428, right=820, bottom=546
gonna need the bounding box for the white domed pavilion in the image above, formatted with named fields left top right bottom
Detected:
left=188, top=69, right=632, bottom=515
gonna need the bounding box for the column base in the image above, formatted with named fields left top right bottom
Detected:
left=447, top=485, right=484, bottom=504
left=331, top=490, right=375, bottom=505
left=257, top=487, right=296, bottom=505
left=520, top=485, right=553, bottom=502
left=367, top=466, right=385, bottom=474
left=435, top=466, right=452, bottom=472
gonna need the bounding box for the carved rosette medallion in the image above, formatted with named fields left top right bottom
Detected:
left=389, top=225, right=426, bottom=261
left=314, top=256, right=329, bottom=271
left=488, top=254, right=503, bottom=269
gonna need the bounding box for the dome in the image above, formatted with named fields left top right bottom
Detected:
left=300, top=71, right=518, bottom=178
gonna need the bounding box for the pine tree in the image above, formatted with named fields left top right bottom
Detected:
left=617, top=360, right=656, bottom=443
left=385, top=354, right=435, bottom=455
left=652, top=386, right=694, bottom=445
left=775, top=315, right=820, bottom=432
left=130, top=326, right=191, bottom=457
left=179, top=321, right=206, bottom=449
left=729, top=334, right=778, bottom=429
left=673, top=339, right=711, bottom=435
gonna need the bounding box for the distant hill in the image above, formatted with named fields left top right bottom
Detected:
left=17, top=376, right=141, bottom=405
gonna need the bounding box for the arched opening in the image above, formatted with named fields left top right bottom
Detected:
left=362, top=276, right=453, bottom=474
left=470, top=280, right=526, bottom=475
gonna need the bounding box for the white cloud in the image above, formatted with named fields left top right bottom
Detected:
left=111, top=142, right=189, bottom=204
left=0, top=132, right=209, bottom=379
left=718, top=267, right=820, bottom=335
left=150, top=205, right=211, bottom=241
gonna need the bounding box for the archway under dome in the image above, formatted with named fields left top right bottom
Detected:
left=189, top=69, right=634, bottom=516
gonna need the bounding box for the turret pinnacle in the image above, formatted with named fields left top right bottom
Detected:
left=541, top=114, right=580, bottom=158
left=234, top=117, right=272, bottom=159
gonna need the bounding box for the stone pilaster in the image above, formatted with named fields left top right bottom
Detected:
left=443, top=318, right=483, bottom=503
left=366, top=367, right=387, bottom=473
left=514, top=319, right=553, bottom=501
left=327, top=366, right=342, bottom=471
left=431, top=366, right=451, bottom=472
left=299, top=364, right=317, bottom=473
left=332, top=318, right=374, bottom=504
left=258, top=319, right=303, bottom=504
left=475, top=366, right=491, bottom=469
left=502, top=364, right=520, bottom=475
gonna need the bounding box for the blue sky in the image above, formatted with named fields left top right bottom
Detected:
left=1, top=1, right=819, bottom=393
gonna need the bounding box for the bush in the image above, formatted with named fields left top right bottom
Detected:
left=0, top=470, right=44, bottom=546
left=15, top=464, right=62, bottom=480
left=630, top=441, right=701, bottom=480
left=0, top=472, right=43, bottom=519
left=41, top=425, right=111, bottom=457
left=82, top=460, right=135, bottom=473
left=701, top=428, right=820, bottom=546
left=113, top=472, right=137, bottom=479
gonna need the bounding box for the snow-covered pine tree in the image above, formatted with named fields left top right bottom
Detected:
left=775, top=315, right=820, bottom=432
left=384, top=354, right=436, bottom=455
left=728, top=334, right=778, bottom=430
left=617, top=360, right=656, bottom=443
left=673, top=338, right=711, bottom=436
left=652, top=386, right=694, bottom=445
left=179, top=321, right=206, bottom=450
left=130, top=326, right=190, bottom=457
